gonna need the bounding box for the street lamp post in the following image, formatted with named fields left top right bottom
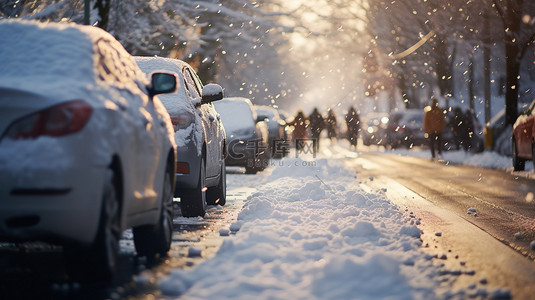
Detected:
left=84, top=0, right=90, bottom=25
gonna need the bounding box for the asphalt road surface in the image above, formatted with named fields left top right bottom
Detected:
left=349, top=149, right=535, bottom=299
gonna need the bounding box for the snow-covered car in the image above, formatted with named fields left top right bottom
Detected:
left=214, top=98, right=270, bottom=174
left=361, top=113, right=389, bottom=147
left=0, top=21, right=178, bottom=281
left=512, top=99, right=535, bottom=171
left=135, top=57, right=226, bottom=217
left=254, top=105, right=288, bottom=158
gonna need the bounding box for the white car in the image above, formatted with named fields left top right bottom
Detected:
left=135, top=57, right=227, bottom=217
left=0, top=21, right=177, bottom=281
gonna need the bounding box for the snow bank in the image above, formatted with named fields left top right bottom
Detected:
left=160, top=158, right=447, bottom=299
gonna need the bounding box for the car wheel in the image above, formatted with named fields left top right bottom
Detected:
left=133, top=162, right=174, bottom=258
left=66, top=168, right=121, bottom=282
left=512, top=138, right=525, bottom=171
left=206, top=159, right=226, bottom=206
left=179, top=157, right=206, bottom=217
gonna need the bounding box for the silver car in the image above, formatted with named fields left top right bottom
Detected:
left=135, top=57, right=227, bottom=217
left=0, top=21, right=177, bottom=281
left=214, top=98, right=270, bottom=174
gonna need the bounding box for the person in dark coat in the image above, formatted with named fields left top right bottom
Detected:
left=424, top=97, right=446, bottom=159
left=326, top=109, right=338, bottom=141
left=309, top=107, right=325, bottom=151
left=345, top=106, right=360, bottom=149
left=289, top=110, right=308, bottom=141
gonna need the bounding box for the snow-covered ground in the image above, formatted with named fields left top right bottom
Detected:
left=158, top=140, right=517, bottom=299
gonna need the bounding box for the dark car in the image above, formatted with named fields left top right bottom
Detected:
left=512, top=100, right=535, bottom=171
left=214, top=98, right=270, bottom=174
left=255, top=105, right=288, bottom=158
left=361, top=113, right=389, bottom=147
left=387, top=109, right=426, bottom=149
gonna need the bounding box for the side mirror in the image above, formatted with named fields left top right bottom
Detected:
left=201, top=83, right=224, bottom=104
left=148, top=72, right=178, bottom=98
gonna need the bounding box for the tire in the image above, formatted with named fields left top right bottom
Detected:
left=133, top=162, right=174, bottom=258
left=66, top=169, right=121, bottom=282
left=179, top=157, right=206, bottom=217
left=206, top=159, right=226, bottom=206
left=512, top=139, right=525, bottom=171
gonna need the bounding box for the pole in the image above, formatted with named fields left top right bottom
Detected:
left=84, top=0, right=90, bottom=25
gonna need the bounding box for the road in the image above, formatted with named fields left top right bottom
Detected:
left=348, top=149, right=535, bottom=298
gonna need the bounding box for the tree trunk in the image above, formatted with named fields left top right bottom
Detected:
left=433, top=35, right=453, bottom=98
left=504, top=43, right=520, bottom=125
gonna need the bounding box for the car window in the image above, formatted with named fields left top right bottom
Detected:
left=182, top=67, right=201, bottom=99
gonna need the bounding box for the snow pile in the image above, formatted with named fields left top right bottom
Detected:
left=160, top=158, right=449, bottom=299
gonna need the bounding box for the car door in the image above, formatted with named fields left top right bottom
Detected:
left=182, top=67, right=221, bottom=178
left=96, top=39, right=160, bottom=213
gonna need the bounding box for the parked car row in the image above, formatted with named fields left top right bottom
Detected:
left=0, top=20, right=295, bottom=282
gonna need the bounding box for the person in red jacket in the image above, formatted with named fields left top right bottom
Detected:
left=424, top=96, right=446, bottom=159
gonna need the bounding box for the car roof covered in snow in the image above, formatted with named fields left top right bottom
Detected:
left=0, top=20, right=148, bottom=101
left=135, top=56, right=195, bottom=116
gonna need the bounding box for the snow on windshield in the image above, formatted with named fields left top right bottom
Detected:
left=214, top=97, right=256, bottom=136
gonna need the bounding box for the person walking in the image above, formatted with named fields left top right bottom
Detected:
left=326, top=109, right=338, bottom=141
left=345, top=106, right=360, bottom=149
left=309, top=107, right=325, bottom=152
left=424, top=97, right=446, bottom=159
left=289, top=110, right=308, bottom=141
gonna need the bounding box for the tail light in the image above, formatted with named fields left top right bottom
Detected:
left=170, top=112, right=194, bottom=130
left=3, top=100, right=92, bottom=140
left=176, top=162, right=190, bottom=174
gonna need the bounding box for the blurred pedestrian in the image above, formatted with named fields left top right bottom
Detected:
left=424, top=96, right=446, bottom=159
left=345, top=106, right=360, bottom=149
left=289, top=110, right=308, bottom=141
left=326, top=109, right=338, bottom=141
left=309, top=107, right=325, bottom=151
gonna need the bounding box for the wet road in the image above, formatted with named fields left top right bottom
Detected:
left=0, top=172, right=254, bottom=299
left=348, top=150, right=535, bottom=298
left=351, top=151, right=535, bottom=259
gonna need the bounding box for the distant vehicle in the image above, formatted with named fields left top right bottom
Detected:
left=387, top=109, right=426, bottom=149
left=486, top=103, right=528, bottom=156
left=135, top=57, right=226, bottom=218
left=512, top=100, right=535, bottom=171
left=214, top=98, right=270, bottom=174
left=0, top=21, right=178, bottom=281
left=361, top=113, right=389, bottom=147
left=254, top=105, right=288, bottom=158
left=442, top=108, right=484, bottom=153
